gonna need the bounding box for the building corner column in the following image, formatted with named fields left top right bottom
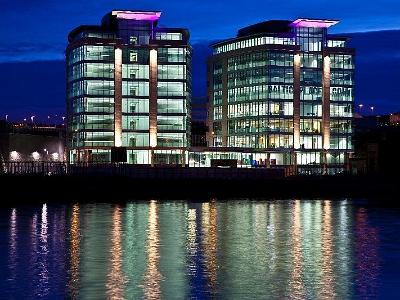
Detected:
left=293, top=52, right=301, bottom=150
left=149, top=48, right=158, bottom=149
left=322, top=52, right=331, bottom=174
left=206, top=58, right=214, bottom=147
left=322, top=52, right=331, bottom=150
left=114, top=47, right=123, bottom=147
left=221, top=57, right=228, bottom=147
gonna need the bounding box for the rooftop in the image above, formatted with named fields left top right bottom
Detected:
left=212, top=18, right=342, bottom=48
left=110, top=10, right=161, bottom=21
left=290, top=18, right=339, bottom=28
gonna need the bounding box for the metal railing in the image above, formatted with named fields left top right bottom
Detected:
left=2, top=161, right=67, bottom=175
left=1, top=161, right=289, bottom=178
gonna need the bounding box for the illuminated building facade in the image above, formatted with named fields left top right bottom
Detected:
left=67, top=11, right=191, bottom=164
left=207, top=19, right=354, bottom=174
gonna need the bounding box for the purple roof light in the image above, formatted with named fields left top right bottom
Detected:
left=112, top=11, right=161, bottom=21
left=291, top=18, right=339, bottom=28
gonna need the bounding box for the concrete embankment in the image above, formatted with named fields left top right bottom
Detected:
left=1, top=173, right=399, bottom=202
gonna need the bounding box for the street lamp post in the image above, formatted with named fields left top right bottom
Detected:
left=358, top=104, right=363, bottom=115
left=370, top=106, right=375, bottom=115
left=43, top=148, right=49, bottom=161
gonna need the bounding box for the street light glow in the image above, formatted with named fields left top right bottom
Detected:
left=10, top=151, right=20, bottom=161
left=32, top=151, right=40, bottom=160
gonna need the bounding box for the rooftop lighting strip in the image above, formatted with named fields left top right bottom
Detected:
left=291, top=19, right=339, bottom=28
left=112, top=11, right=161, bottom=21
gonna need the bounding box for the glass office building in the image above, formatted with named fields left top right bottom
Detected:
left=66, top=11, right=191, bottom=164
left=207, top=19, right=354, bottom=174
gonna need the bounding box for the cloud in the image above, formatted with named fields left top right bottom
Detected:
left=0, top=43, right=65, bottom=63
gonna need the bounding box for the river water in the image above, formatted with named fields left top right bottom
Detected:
left=0, top=199, right=399, bottom=299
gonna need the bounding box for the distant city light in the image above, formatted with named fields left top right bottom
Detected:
left=10, top=151, right=20, bottom=161
left=32, top=151, right=40, bottom=160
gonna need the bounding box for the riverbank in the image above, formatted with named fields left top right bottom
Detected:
left=1, top=174, right=398, bottom=202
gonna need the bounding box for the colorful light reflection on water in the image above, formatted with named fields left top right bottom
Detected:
left=0, top=199, right=399, bottom=299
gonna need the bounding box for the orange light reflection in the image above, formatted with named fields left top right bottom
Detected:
left=106, top=205, right=127, bottom=300
left=69, top=204, right=80, bottom=299
left=143, top=200, right=162, bottom=299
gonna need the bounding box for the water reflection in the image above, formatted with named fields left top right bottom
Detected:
left=320, top=200, right=334, bottom=299
left=143, top=200, right=161, bottom=299
left=0, top=200, right=389, bottom=299
left=69, top=204, right=80, bottom=299
left=289, top=200, right=305, bottom=299
left=106, top=205, right=127, bottom=300
left=201, top=201, right=218, bottom=293
left=187, top=208, right=198, bottom=276
left=37, top=204, right=49, bottom=297
left=355, top=207, right=380, bottom=298
left=8, top=208, right=17, bottom=288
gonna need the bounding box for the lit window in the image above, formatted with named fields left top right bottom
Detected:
left=129, top=70, right=137, bottom=79
left=129, top=36, right=137, bottom=45
left=129, top=50, right=138, bottom=62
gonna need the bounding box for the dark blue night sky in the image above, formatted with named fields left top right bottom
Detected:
left=1, top=0, right=400, bottom=121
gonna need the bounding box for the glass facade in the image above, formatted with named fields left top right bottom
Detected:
left=208, top=19, right=355, bottom=174
left=67, top=45, right=115, bottom=154
left=67, top=11, right=191, bottom=164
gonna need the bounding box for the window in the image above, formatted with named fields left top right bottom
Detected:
left=123, top=133, right=149, bottom=147
left=129, top=50, right=138, bottom=62
left=158, top=48, right=186, bottom=63
left=129, top=36, right=137, bottom=45
left=158, top=65, right=186, bottom=80
left=122, top=65, right=149, bottom=79
left=123, top=99, right=149, bottom=113
left=157, top=133, right=186, bottom=147
left=157, top=116, right=186, bottom=131
left=157, top=99, right=185, bottom=114
left=122, top=82, right=149, bottom=96
left=156, top=32, right=182, bottom=41
left=157, top=82, right=185, bottom=97
left=122, top=116, right=149, bottom=130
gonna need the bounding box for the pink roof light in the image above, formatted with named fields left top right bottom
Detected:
left=112, top=11, right=161, bottom=21
left=291, top=18, right=339, bottom=28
